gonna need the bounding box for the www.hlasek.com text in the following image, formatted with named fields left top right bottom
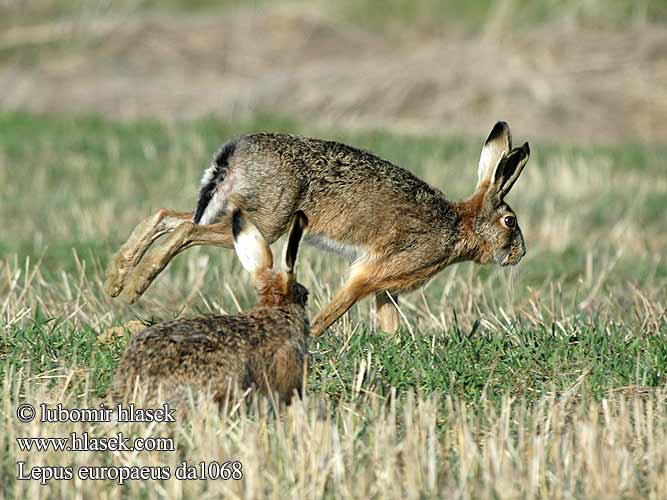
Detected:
left=17, top=431, right=175, bottom=453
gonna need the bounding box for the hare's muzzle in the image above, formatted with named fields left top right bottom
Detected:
left=500, top=239, right=526, bottom=266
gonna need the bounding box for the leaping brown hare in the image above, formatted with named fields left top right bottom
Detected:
left=106, top=121, right=529, bottom=336
left=114, top=209, right=310, bottom=406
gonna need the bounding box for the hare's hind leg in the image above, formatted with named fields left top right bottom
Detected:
left=106, top=209, right=193, bottom=297
left=123, top=219, right=234, bottom=303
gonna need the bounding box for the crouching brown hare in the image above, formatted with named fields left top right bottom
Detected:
left=114, top=209, right=309, bottom=407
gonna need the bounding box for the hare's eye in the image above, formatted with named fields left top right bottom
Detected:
left=503, top=215, right=516, bottom=229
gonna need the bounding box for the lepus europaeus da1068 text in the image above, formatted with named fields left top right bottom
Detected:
left=114, top=210, right=309, bottom=406
left=107, top=122, right=529, bottom=336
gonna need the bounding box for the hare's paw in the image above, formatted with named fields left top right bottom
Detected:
left=105, top=253, right=133, bottom=297
left=122, top=257, right=164, bottom=304
left=106, top=210, right=194, bottom=299
left=123, top=222, right=196, bottom=303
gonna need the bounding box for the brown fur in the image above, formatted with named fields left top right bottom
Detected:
left=113, top=211, right=310, bottom=407
left=106, top=122, right=530, bottom=335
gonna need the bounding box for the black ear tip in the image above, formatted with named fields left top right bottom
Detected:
left=487, top=121, right=510, bottom=142
left=522, top=142, right=530, bottom=155
left=295, top=210, right=309, bottom=228
left=231, top=208, right=244, bottom=238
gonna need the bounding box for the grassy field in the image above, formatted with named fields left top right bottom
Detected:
left=0, top=109, right=666, bottom=498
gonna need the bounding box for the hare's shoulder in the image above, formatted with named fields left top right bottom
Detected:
left=242, top=305, right=307, bottom=326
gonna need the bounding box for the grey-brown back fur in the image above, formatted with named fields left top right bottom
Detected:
left=114, top=305, right=308, bottom=406
left=198, top=133, right=458, bottom=260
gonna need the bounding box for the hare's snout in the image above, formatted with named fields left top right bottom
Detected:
left=499, top=238, right=526, bottom=266
left=500, top=253, right=519, bottom=266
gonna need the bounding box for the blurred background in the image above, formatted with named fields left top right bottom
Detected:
left=1, top=0, right=666, bottom=144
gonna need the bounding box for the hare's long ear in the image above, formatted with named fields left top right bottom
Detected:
left=232, top=209, right=273, bottom=274
left=283, top=211, right=308, bottom=274
left=476, top=121, right=512, bottom=191
left=492, top=142, right=530, bottom=199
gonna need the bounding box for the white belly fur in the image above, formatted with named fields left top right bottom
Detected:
left=305, top=234, right=366, bottom=262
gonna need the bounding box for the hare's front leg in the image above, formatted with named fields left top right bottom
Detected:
left=375, top=292, right=400, bottom=334
left=311, top=256, right=439, bottom=336
left=105, top=209, right=193, bottom=297
left=311, top=265, right=377, bottom=337
left=311, top=285, right=400, bottom=336
left=123, top=219, right=234, bottom=303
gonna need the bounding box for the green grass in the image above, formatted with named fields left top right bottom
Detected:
left=314, top=320, right=667, bottom=402
left=334, top=0, right=667, bottom=33
left=3, top=312, right=666, bottom=407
